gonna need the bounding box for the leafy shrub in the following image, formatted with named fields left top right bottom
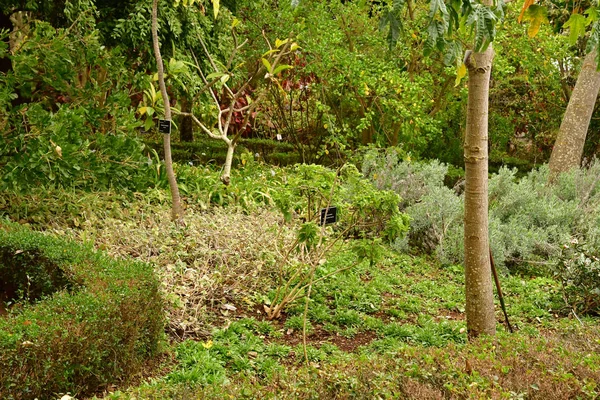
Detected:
left=0, top=189, right=148, bottom=229
left=362, top=148, right=461, bottom=258
left=0, top=19, right=153, bottom=193
left=362, top=149, right=600, bottom=273
left=273, top=163, right=409, bottom=244
left=553, top=239, right=600, bottom=315
left=0, top=221, right=164, bottom=399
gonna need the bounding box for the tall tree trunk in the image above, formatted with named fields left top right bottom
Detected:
left=463, top=44, right=496, bottom=338
left=152, top=0, right=184, bottom=222
left=180, top=96, right=194, bottom=142
left=548, top=50, right=600, bottom=182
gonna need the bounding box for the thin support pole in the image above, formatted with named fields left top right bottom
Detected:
left=490, top=249, right=513, bottom=333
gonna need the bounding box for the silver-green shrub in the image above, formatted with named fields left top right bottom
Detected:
left=362, top=149, right=600, bottom=274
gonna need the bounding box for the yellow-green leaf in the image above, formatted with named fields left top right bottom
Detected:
left=212, top=0, right=219, bottom=19
left=261, top=57, right=273, bottom=73
left=290, top=42, right=300, bottom=51
left=206, top=72, right=227, bottom=80
left=232, top=17, right=240, bottom=28
left=138, top=106, right=147, bottom=115
left=586, top=7, right=599, bottom=25
left=522, top=5, right=548, bottom=37
left=564, top=13, right=587, bottom=44
left=275, top=38, right=289, bottom=48
left=144, top=118, right=154, bottom=131
left=455, top=63, right=467, bottom=86
left=262, top=49, right=279, bottom=57
left=272, top=64, right=293, bottom=75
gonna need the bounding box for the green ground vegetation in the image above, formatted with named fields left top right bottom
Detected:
left=1, top=0, right=600, bottom=398
left=1, top=163, right=597, bottom=399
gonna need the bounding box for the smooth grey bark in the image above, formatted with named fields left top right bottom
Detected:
left=152, top=0, right=184, bottom=222
left=548, top=50, right=600, bottom=182
left=222, top=139, right=235, bottom=185
left=463, top=43, right=496, bottom=338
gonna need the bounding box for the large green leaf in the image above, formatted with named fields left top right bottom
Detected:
left=564, top=13, right=587, bottom=45
left=379, top=0, right=405, bottom=50
left=467, top=4, right=497, bottom=52
left=425, top=20, right=448, bottom=55
left=429, top=0, right=449, bottom=19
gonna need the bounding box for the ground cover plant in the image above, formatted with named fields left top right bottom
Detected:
left=2, top=163, right=597, bottom=399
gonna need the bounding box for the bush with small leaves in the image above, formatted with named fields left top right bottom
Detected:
left=362, top=149, right=600, bottom=273
left=553, top=239, right=600, bottom=315
left=0, top=221, right=164, bottom=400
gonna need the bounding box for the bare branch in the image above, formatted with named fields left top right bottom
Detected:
left=176, top=111, right=222, bottom=139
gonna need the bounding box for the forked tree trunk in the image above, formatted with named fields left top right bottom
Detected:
left=152, top=0, right=184, bottom=222
left=463, top=44, right=496, bottom=338
left=548, top=50, right=600, bottom=182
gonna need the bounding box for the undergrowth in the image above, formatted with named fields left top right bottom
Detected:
left=1, top=162, right=598, bottom=399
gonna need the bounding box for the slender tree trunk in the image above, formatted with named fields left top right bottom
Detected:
left=548, top=50, right=600, bottom=182
left=180, top=96, right=194, bottom=142
left=152, top=0, right=184, bottom=222
left=463, top=44, right=496, bottom=338
left=221, top=140, right=235, bottom=185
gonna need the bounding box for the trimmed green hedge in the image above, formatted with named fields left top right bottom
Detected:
left=143, top=137, right=301, bottom=166
left=0, top=221, right=164, bottom=400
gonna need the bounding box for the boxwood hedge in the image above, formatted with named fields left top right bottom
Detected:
left=0, top=221, right=164, bottom=400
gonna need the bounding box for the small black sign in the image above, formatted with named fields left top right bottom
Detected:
left=158, top=119, right=171, bottom=134
left=320, top=206, right=338, bottom=225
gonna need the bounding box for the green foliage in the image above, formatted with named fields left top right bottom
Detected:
left=554, top=239, right=600, bottom=315
left=378, top=0, right=405, bottom=50
left=241, top=0, right=451, bottom=161
left=0, top=221, right=164, bottom=399
left=2, top=183, right=596, bottom=400
left=0, top=19, right=153, bottom=192
left=271, top=163, right=409, bottom=243
left=143, top=138, right=299, bottom=167
left=362, top=150, right=600, bottom=274
left=425, top=0, right=505, bottom=56
left=167, top=320, right=289, bottom=385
